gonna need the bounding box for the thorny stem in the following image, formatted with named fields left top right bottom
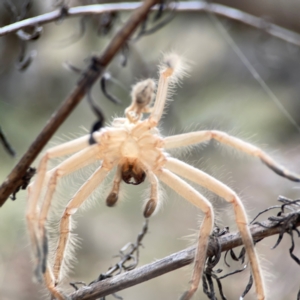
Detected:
left=0, top=0, right=160, bottom=207
left=70, top=210, right=300, bottom=300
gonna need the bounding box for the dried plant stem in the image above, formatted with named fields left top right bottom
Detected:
left=0, top=0, right=159, bottom=207
left=1, top=2, right=300, bottom=47
left=70, top=212, right=300, bottom=300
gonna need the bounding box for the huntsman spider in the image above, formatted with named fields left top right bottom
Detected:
left=27, top=53, right=300, bottom=300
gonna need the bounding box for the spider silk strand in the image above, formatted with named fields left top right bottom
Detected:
left=206, top=8, right=300, bottom=134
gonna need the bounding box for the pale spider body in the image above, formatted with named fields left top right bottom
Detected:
left=27, top=53, right=300, bottom=300
left=98, top=118, right=165, bottom=215
left=101, top=118, right=164, bottom=177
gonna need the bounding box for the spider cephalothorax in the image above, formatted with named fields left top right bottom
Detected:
left=27, top=53, right=299, bottom=300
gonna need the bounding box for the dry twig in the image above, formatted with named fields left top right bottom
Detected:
left=1, top=2, right=300, bottom=47
left=69, top=209, right=300, bottom=300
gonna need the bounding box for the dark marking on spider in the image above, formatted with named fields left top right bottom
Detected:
left=261, top=159, right=300, bottom=182
left=121, top=163, right=146, bottom=185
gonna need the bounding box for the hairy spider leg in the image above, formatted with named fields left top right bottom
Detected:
left=149, top=53, right=185, bottom=127
left=164, top=130, right=300, bottom=182
left=149, top=69, right=171, bottom=126
left=26, top=135, right=92, bottom=282
left=156, top=169, right=214, bottom=300
left=165, top=158, right=264, bottom=300
left=52, top=165, right=111, bottom=285
left=41, top=165, right=111, bottom=300
left=164, top=130, right=300, bottom=299
left=40, top=166, right=110, bottom=300
left=106, top=165, right=122, bottom=207
left=38, top=145, right=101, bottom=279
left=143, top=170, right=159, bottom=218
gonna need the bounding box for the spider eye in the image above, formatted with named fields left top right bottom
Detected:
left=121, top=163, right=146, bottom=185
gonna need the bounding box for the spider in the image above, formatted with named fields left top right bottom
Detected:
left=26, top=53, right=300, bottom=300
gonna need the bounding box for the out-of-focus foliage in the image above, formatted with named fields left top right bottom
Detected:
left=0, top=1, right=300, bottom=299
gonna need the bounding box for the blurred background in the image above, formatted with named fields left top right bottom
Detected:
left=0, top=0, right=300, bottom=299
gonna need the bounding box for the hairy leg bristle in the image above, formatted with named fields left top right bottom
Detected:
left=160, top=52, right=189, bottom=82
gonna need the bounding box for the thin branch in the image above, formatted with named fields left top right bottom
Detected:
left=0, top=0, right=160, bottom=207
left=0, top=3, right=142, bottom=36
left=69, top=211, right=300, bottom=300
left=1, top=2, right=300, bottom=47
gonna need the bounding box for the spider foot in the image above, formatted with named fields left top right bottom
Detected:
left=179, top=289, right=196, bottom=300
left=261, top=159, right=300, bottom=182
